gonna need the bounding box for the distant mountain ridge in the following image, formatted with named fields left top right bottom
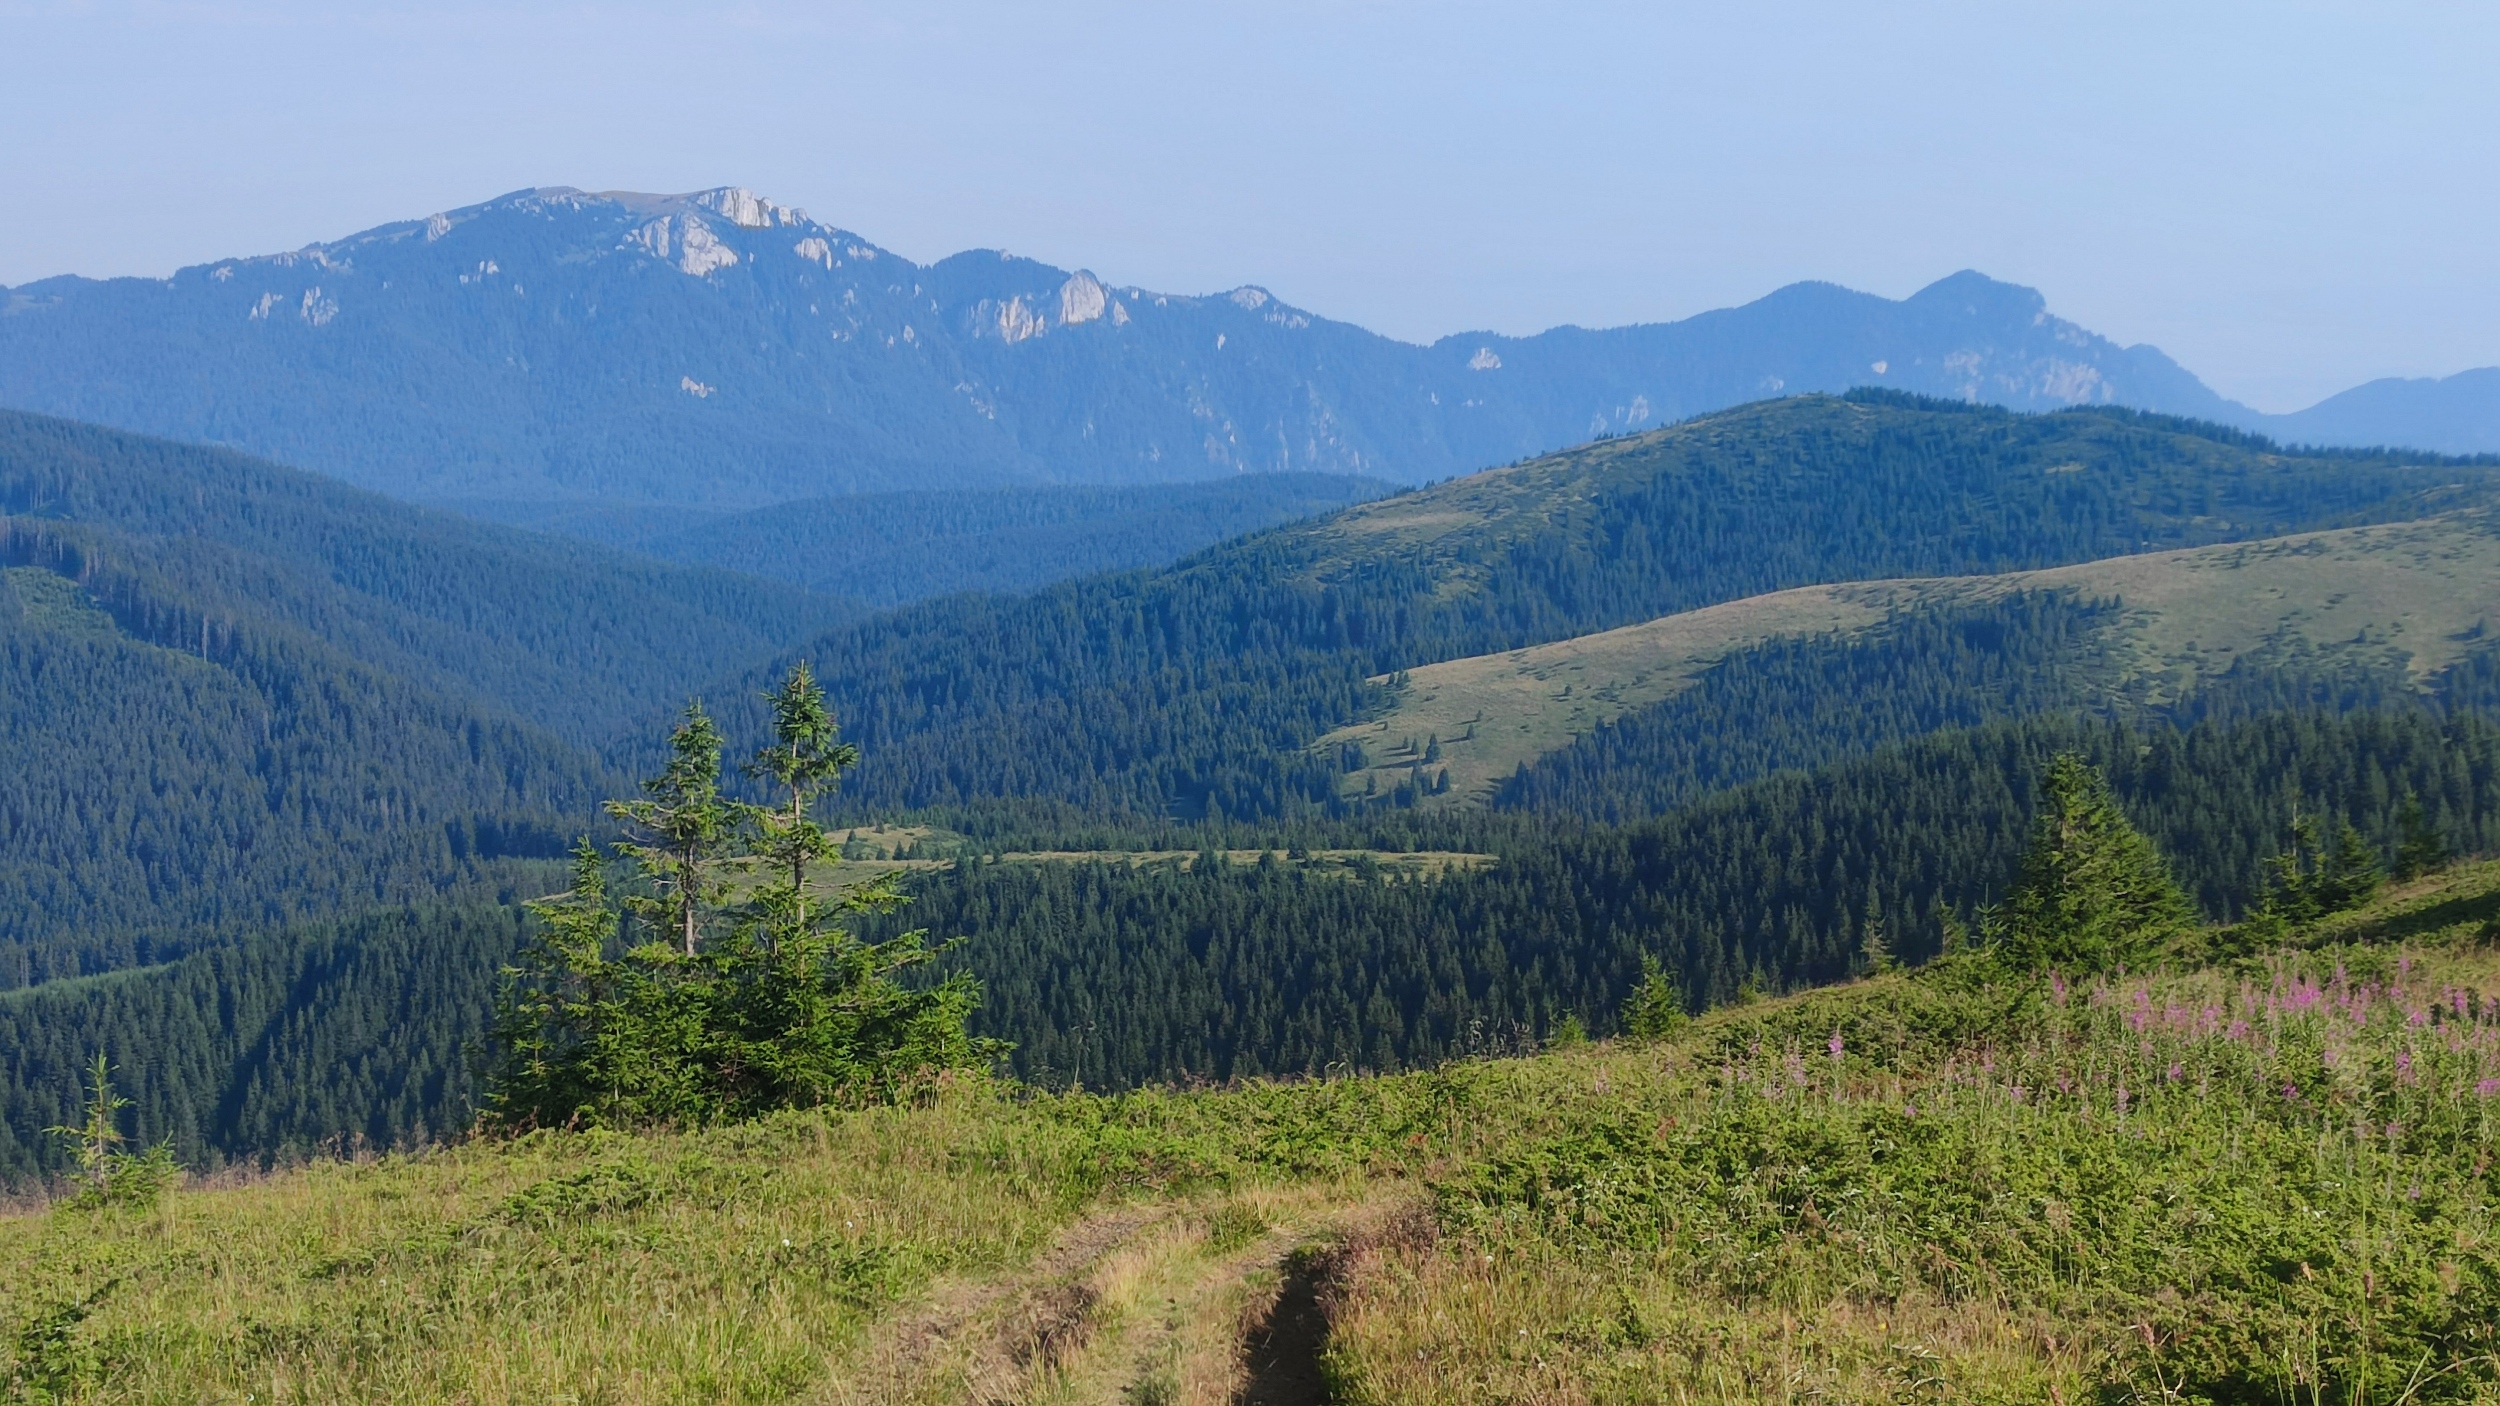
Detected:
left=7, top=184, right=2489, bottom=505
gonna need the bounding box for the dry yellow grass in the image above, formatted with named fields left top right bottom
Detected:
left=1321, top=514, right=2500, bottom=805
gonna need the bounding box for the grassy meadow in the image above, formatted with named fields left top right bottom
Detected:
left=7, top=865, right=2500, bottom=1403
left=1324, top=514, right=2500, bottom=806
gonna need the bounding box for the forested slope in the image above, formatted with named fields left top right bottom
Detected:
left=889, top=706, right=2500, bottom=1089
left=1330, top=512, right=2500, bottom=804
left=19, top=701, right=2487, bottom=1180
left=0, top=902, right=530, bottom=1181
left=0, top=413, right=851, bottom=982
left=0, top=412, right=845, bottom=745
left=715, top=393, right=2498, bottom=823
left=0, top=545, right=590, bottom=984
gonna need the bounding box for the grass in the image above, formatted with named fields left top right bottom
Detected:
left=989, top=849, right=1496, bottom=879
left=8, top=865, right=2500, bottom=1403
left=1319, top=513, right=2500, bottom=806
left=807, top=846, right=1501, bottom=894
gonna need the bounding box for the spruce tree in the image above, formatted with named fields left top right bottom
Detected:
left=607, top=703, right=744, bottom=958
left=47, top=1053, right=127, bottom=1201
left=2259, top=814, right=2327, bottom=923
left=46, top=1054, right=178, bottom=1208
left=1855, top=888, right=1897, bottom=975
left=2313, top=822, right=2383, bottom=913
left=745, top=662, right=856, bottom=933
left=1619, top=956, right=1688, bottom=1039
left=1998, top=753, right=2195, bottom=973
left=2395, top=793, right=2447, bottom=880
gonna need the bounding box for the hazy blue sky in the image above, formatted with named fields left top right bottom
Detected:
left=3, top=1, right=2493, bottom=410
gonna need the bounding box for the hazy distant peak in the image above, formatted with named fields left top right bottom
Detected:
left=11, top=180, right=2498, bottom=510
left=1907, top=269, right=2049, bottom=321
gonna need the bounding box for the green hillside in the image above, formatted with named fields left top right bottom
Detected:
left=1330, top=512, right=2500, bottom=806
left=721, top=393, right=2498, bottom=824
left=22, top=701, right=2492, bottom=1168
left=0, top=413, right=849, bottom=983
left=0, top=903, right=530, bottom=1180
left=13, top=394, right=2500, bottom=1169
left=5, top=853, right=2493, bottom=1404
left=0, top=546, right=590, bottom=985
left=0, top=411, right=845, bottom=746
left=888, top=705, right=2500, bottom=1089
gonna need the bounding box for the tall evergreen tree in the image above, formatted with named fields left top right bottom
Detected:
left=2259, top=814, right=2330, bottom=923
left=2314, top=822, right=2385, bottom=913
left=1997, top=753, right=2195, bottom=973
left=1619, top=956, right=1688, bottom=1039
left=745, top=662, right=857, bottom=933
left=2395, top=793, right=2449, bottom=880
left=607, top=704, right=744, bottom=958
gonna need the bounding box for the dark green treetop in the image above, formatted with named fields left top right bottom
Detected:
left=1998, top=752, right=2196, bottom=973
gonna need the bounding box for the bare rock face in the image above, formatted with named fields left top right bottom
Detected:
left=1058, top=272, right=1108, bottom=327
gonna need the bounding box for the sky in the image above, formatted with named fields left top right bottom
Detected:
left=2, top=1, right=2494, bottom=412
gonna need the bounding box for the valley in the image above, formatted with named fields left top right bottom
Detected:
left=9, top=19, right=2495, bottom=1398
left=7, top=382, right=2500, bottom=1403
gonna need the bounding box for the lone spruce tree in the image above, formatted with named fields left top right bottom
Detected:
left=1619, top=955, right=1688, bottom=1039
left=2257, top=813, right=2384, bottom=923
left=485, top=667, right=999, bottom=1131
left=47, top=1054, right=178, bottom=1209
left=1998, top=753, right=2196, bottom=974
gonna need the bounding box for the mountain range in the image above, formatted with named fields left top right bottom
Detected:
left=4, top=186, right=2494, bottom=511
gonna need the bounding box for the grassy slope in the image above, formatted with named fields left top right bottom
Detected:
left=6, top=868, right=2497, bottom=1404
left=1327, top=513, right=2500, bottom=804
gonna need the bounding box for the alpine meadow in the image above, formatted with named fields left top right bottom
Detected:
left=4, top=142, right=2500, bottom=1406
